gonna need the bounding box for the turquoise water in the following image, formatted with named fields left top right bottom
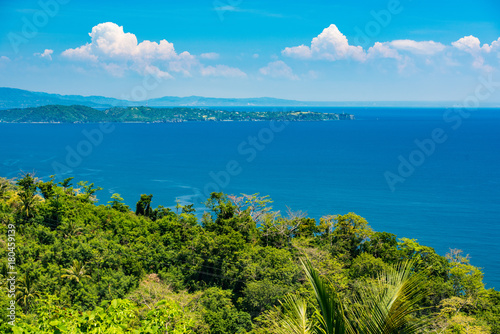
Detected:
left=1, top=107, right=499, bottom=288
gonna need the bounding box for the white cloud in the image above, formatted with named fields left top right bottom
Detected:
left=62, top=43, right=98, bottom=62
left=61, top=22, right=243, bottom=79
left=34, top=49, right=54, bottom=60
left=282, top=24, right=499, bottom=74
left=282, top=24, right=366, bottom=62
left=252, top=53, right=259, bottom=59
left=367, top=40, right=444, bottom=72
left=168, top=51, right=198, bottom=77
left=490, top=38, right=500, bottom=53
left=101, top=62, right=126, bottom=77
left=389, top=40, right=445, bottom=55
left=367, top=43, right=414, bottom=73
left=452, top=35, right=497, bottom=71
left=281, top=24, right=447, bottom=74
left=200, top=52, right=220, bottom=60
left=367, top=42, right=401, bottom=60
left=259, top=60, right=298, bottom=80
left=200, top=65, right=247, bottom=78
left=61, top=22, right=181, bottom=77
left=452, top=35, right=487, bottom=53
left=143, top=65, right=173, bottom=79
left=283, top=44, right=312, bottom=59
left=67, top=22, right=177, bottom=60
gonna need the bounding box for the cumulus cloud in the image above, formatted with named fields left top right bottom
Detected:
left=34, top=49, right=54, bottom=60
left=167, top=51, right=198, bottom=77
left=282, top=24, right=499, bottom=74
left=283, top=25, right=446, bottom=64
left=366, top=40, right=444, bottom=72
left=200, top=52, right=220, bottom=60
left=451, top=35, right=498, bottom=71
left=63, top=23, right=177, bottom=61
left=452, top=35, right=488, bottom=53
left=282, top=24, right=366, bottom=61
left=368, top=42, right=401, bottom=60
left=283, top=24, right=366, bottom=61
left=62, top=43, right=98, bottom=62
left=61, top=22, right=180, bottom=77
left=367, top=42, right=414, bottom=73
left=62, top=22, right=245, bottom=79
left=283, top=44, right=312, bottom=59
left=490, top=38, right=500, bottom=53
left=200, top=65, right=247, bottom=78
left=259, top=60, right=298, bottom=80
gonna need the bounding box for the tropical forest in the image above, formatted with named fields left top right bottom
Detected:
left=0, top=173, right=499, bottom=333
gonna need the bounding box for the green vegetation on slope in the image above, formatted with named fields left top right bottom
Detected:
left=0, top=105, right=354, bottom=123
left=0, top=174, right=498, bottom=333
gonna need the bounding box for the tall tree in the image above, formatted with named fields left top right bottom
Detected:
left=331, top=213, right=373, bottom=264
left=135, top=194, right=153, bottom=217
left=16, top=272, right=40, bottom=313
left=16, top=173, right=39, bottom=222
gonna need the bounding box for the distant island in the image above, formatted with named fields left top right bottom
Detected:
left=0, top=105, right=354, bottom=123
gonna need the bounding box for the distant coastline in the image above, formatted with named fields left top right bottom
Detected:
left=0, top=105, right=355, bottom=123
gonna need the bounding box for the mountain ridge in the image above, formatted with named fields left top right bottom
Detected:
left=2, top=87, right=499, bottom=109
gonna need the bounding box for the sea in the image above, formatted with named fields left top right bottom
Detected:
left=1, top=107, right=499, bottom=288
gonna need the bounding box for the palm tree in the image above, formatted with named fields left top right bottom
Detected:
left=61, top=259, right=91, bottom=283
left=16, top=272, right=40, bottom=313
left=273, top=259, right=429, bottom=334
left=60, top=219, right=84, bottom=238
left=16, top=173, right=39, bottom=220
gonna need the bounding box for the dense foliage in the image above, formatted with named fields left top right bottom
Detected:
left=0, top=174, right=498, bottom=333
left=0, top=105, right=354, bottom=123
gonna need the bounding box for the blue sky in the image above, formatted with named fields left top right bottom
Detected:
left=0, top=0, right=499, bottom=102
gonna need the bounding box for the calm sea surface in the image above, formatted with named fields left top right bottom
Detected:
left=1, top=107, right=499, bottom=288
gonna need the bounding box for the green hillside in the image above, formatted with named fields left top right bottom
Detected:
left=0, top=174, right=498, bottom=333
left=0, top=105, right=354, bottom=123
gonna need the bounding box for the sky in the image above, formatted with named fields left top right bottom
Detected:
left=0, top=0, right=499, bottom=102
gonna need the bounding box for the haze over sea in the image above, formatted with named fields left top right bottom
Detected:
left=1, top=107, right=499, bottom=288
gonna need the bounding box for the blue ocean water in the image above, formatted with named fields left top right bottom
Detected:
left=1, top=107, right=499, bottom=288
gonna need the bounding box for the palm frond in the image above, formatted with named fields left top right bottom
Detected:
left=272, top=294, right=315, bottom=334
left=301, top=258, right=353, bottom=334
left=350, top=260, right=429, bottom=334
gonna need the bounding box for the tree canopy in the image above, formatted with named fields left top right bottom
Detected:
left=0, top=173, right=498, bottom=333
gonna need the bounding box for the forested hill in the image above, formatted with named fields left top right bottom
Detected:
left=0, top=105, right=354, bottom=123
left=0, top=174, right=499, bottom=333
